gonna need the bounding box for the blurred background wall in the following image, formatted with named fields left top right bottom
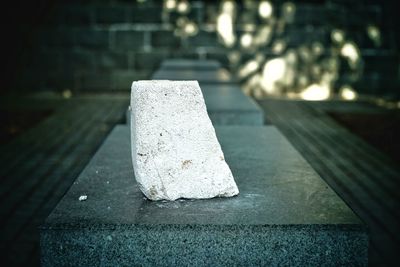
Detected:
left=3, top=0, right=399, bottom=101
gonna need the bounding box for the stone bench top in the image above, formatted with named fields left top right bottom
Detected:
left=160, top=59, right=222, bottom=70
left=201, top=84, right=262, bottom=112
left=42, top=125, right=363, bottom=228
left=152, top=69, right=236, bottom=84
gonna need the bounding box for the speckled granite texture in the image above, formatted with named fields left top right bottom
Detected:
left=40, top=125, right=368, bottom=266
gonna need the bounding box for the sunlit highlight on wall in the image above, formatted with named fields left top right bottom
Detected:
left=298, top=74, right=308, bottom=87
left=184, top=22, right=198, bottom=36
left=312, top=42, right=324, bottom=56
left=157, top=0, right=386, bottom=102
left=217, top=2, right=236, bottom=48
left=298, top=45, right=312, bottom=62
left=165, top=0, right=177, bottom=10
left=331, top=29, right=345, bottom=44
left=242, top=73, right=262, bottom=95
left=272, top=40, right=286, bottom=54
left=253, top=25, right=273, bottom=46
left=177, top=1, right=190, bottom=14
left=163, top=0, right=198, bottom=39
left=300, top=84, right=330, bottom=101
left=367, top=25, right=381, bottom=47
left=238, top=60, right=259, bottom=78
left=240, top=33, right=253, bottom=48
left=340, top=42, right=361, bottom=69
left=324, top=57, right=339, bottom=73
left=282, top=2, right=296, bottom=23
left=260, top=58, right=287, bottom=94
left=285, top=50, right=297, bottom=64
left=221, top=0, right=235, bottom=14
left=339, top=85, right=358, bottom=100
left=176, top=17, right=187, bottom=27
left=228, top=51, right=241, bottom=66
left=217, top=14, right=235, bottom=47
left=311, top=64, right=322, bottom=77
left=259, top=1, right=273, bottom=19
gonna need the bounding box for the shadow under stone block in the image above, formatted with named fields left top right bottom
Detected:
left=159, top=59, right=222, bottom=70
left=152, top=69, right=236, bottom=84
left=40, top=125, right=368, bottom=266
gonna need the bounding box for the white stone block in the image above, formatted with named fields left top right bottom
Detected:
left=130, top=80, right=239, bottom=201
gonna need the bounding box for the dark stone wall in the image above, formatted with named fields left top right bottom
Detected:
left=4, top=0, right=400, bottom=98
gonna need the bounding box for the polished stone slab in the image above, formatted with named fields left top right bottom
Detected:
left=126, top=84, right=264, bottom=126
left=151, top=69, right=236, bottom=84
left=201, top=84, right=263, bottom=125
left=41, top=125, right=367, bottom=266
left=159, top=59, right=221, bottom=70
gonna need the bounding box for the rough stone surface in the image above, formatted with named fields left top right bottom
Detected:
left=152, top=69, right=236, bottom=84
left=130, top=80, right=239, bottom=200
left=159, top=59, right=221, bottom=70
left=40, top=125, right=368, bottom=266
